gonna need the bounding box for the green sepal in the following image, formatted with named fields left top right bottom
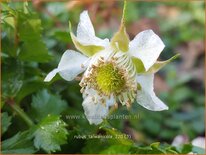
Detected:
left=111, top=24, right=130, bottom=52
left=69, top=21, right=104, bottom=57
left=132, top=57, right=145, bottom=73
left=146, top=54, right=180, bottom=74
left=110, top=0, right=130, bottom=52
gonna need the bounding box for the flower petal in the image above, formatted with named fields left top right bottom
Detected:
left=136, top=74, right=168, bottom=111
left=82, top=96, right=109, bottom=125
left=192, top=137, right=205, bottom=149
left=69, top=11, right=109, bottom=57
left=82, top=88, right=114, bottom=125
left=129, top=30, right=165, bottom=71
left=76, top=11, right=109, bottom=47
left=44, top=50, right=89, bottom=82
left=77, top=10, right=95, bottom=38
left=44, top=68, right=58, bottom=82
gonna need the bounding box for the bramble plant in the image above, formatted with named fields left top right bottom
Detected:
left=1, top=1, right=205, bottom=154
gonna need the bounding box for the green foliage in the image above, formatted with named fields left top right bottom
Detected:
left=2, top=58, right=23, bottom=100
left=131, top=142, right=178, bottom=154
left=17, top=10, right=52, bottom=62
left=1, top=1, right=204, bottom=154
left=30, top=89, right=68, bottom=121
left=2, top=131, right=37, bottom=154
left=33, top=115, right=68, bottom=153
left=1, top=112, right=12, bottom=135
left=2, top=2, right=52, bottom=62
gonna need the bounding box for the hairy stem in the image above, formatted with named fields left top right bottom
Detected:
left=9, top=100, right=34, bottom=127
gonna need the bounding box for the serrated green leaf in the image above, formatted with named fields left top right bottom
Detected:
left=2, top=130, right=37, bottom=154
left=30, top=89, right=68, bottom=121
left=33, top=115, right=68, bottom=153
left=17, top=11, right=52, bottom=62
left=1, top=112, right=12, bottom=135
left=146, top=54, right=180, bottom=74
left=69, top=22, right=104, bottom=57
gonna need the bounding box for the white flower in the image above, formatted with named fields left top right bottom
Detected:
left=45, top=10, right=178, bottom=125
left=191, top=137, right=205, bottom=149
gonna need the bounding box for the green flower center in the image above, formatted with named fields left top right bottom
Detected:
left=95, top=63, right=125, bottom=95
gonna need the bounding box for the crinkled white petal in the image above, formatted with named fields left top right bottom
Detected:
left=44, top=50, right=89, bottom=82
left=136, top=74, right=168, bottom=111
left=44, top=68, right=59, bottom=82
left=82, top=96, right=109, bottom=125
left=82, top=88, right=115, bottom=125
left=76, top=10, right=109, bottom=47
left=129, top=30, right=165, bottom=71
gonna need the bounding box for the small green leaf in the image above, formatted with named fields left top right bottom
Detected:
left=131, top=57, right=145, bottom=73
left=33, top=115, right=68, bottom=153
left=30, top=89, right=68, bottom=121
left=146, top=54, right=180, bottom=74
left=2, top=130, right=37, bottom=154
left=1, top=112, right=12, bottom=135
left=69, top=22, right=104, bottom=57
left=111, top=0, right=130, bottom=52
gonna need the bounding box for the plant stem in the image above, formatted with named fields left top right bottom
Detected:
left=11, top=103, right=34, bottom=127
left=121, top=0, right=127, bottom=25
